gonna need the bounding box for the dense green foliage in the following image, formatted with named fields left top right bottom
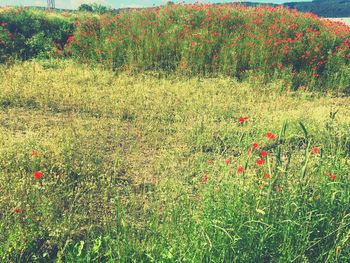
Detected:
left=78, top=3, right=113, bottom=14
left=0, top=61, right=349, bottom=262
left=0, top=5, right=350, bottom=92
left=68, top=4, right=350, bottom=92
left=0, top=7, right=74, bottom=61
left=78, top=4, right=93, bottom=12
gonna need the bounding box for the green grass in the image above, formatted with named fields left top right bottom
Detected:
left=0, top=60, right=349, bottom=262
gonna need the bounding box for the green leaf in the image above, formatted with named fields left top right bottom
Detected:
left=77, top=240, right=84, bottom=257
left=299, top=122, right=308, bottom=140
left=256, top=208, right=266, bottom=215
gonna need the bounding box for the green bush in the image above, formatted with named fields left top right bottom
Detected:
left=0, top=7, right=75, bottom=61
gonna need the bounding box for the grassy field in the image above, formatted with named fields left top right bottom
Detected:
left=0, top=60, right=349, bottom=262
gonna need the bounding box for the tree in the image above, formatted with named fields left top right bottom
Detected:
left=91, top=3, right=112, bottom=14
left=78, top=4, right=93, bottom=12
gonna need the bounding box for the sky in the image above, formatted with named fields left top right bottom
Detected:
left=0, top=0, right=310, bottom=9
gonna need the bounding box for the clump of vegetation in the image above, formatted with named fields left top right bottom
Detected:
left=68, top=4, right=350, bottom=92
left=78, top=3, right=113, bottom=14
left=0, top=4, right=349, bottom=92
left=0, top=7, right=75, bottom=61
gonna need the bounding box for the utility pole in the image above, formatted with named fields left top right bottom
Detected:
left=47, top=0, right=55, bottom=10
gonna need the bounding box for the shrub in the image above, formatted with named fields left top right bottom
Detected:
left=0, top=7, right=75, bottom=61
left=78, top=4, right=93, bottom=12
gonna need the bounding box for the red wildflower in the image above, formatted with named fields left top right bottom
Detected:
left=31, top=152, right=40, bottom=157
left=225, top=159, right=232, bottom=165
left=260, top=150, right=268, bottom=157
left=264, top=173, right=271, bottom=179
left=256, top=159, right=265, bottom=166
left=312, top=147, right=319, bottom=154
left=252, top=143, right=259, bottom=149
left=33, top=171, right=43, bottom=179
left=238, top=116, right=249, bottom=123
left=202, top=174, right=209, bottom=184
left=237, top=166, right=244, bottom=173
left=67, top=35, right=75, bottom=43
left=266, top=132, right=276, bottom=139
left=68, top=50, right=73, bottom=55
left=329, top=173, right=336, bottom=181
left=14, top=209, right=23, bottom=213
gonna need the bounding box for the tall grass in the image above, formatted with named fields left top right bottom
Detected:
left=0, top=61, right=349, bottom=261
left=68, top=4, right=350, bottom=92
left=1, top=4, right=349, bottom=91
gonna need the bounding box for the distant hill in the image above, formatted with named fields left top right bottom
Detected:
left=284, top=0, right=350, bottom=17
left=228, top=2, right=278, bottom=7
left=215, top=0, right=350, bottom=18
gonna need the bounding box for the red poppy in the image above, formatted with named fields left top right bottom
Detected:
left=252, top=143, right=259, bottom=149
left=238, top=116, right=249, bottom=123
left=67, top=35, right=75, bottom=43
left=329, top=173, right=336, bottom=181
left=68, top=50, right=73, bottom=55
left=266, top=132, right=276, bottom=139
left=256, top=159, right=265, bottom=165
left=225, top=159, right=232, bottom=165
left=312, top=147, right=319, bottom=154
left=33, top=171, right=43, bottom=179
left=31, top=151, right=40, bottom=156
left=260, top=150, right=268, bottom=157
left=237, top=166, right=244, bottom=173
left=264, top=173, right=271, bottom=179
left=14, top=209, right=23, bottom=213
left=202, top=174, right=209, bottom=184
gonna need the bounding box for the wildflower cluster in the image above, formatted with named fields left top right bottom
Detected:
left=68, top=4, right=350, bottom=91
left=200, top=117, right=341, bottom=194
